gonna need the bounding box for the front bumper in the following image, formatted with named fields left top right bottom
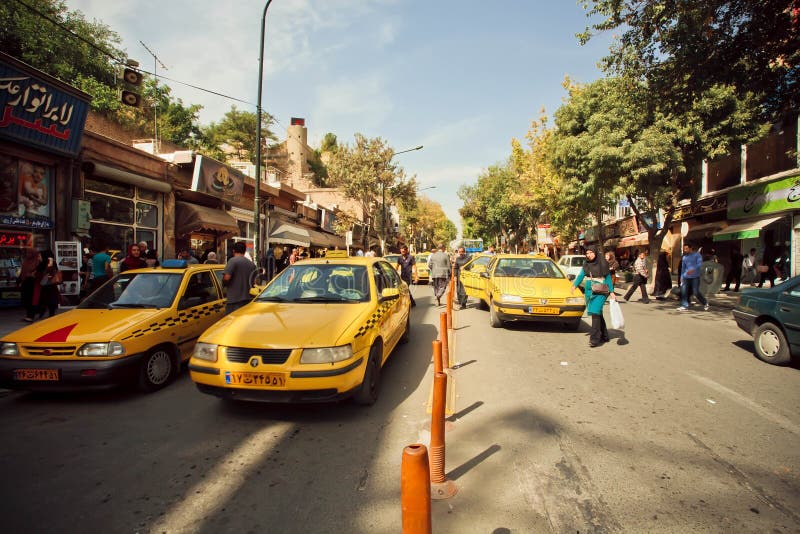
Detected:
left=494, top=302, right=585, bottom=322
left=0, top=354, right=145, bottom=391
left=732, top=309, right=756, bottom=335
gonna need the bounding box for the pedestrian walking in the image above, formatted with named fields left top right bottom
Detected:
left=223, top=241, right=255, bottom=315
left=395, top=245, right=417, bottom=307
left=91, top=241, right=113, bottom=292
left=452, top=246, right=472, bottom=309
left=757, top=247, right=777, bottom=288
left=677, top=244, right=709, bottom=311
left=605, top=251, right=620, bottom=288
left=652, top=252, right=672, bottom=299
left=204, top=252, right=218, bottom=264
left=624, top=251, right=650, bottom=303
left=722, top=248, right=743, bottom=292
left=34, top=249, right=61, bottom=319
left=742, top=248, right=757, bottom=285
left=427, top=244, right=451, bottom=306
left=19, top=249, right=41, bottom=322
left=570, top=246, right=615, bottom=347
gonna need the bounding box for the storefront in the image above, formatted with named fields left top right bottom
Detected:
left=175, top=199, right=239, bottom=260
left=0, top=52, right=90, bottom=305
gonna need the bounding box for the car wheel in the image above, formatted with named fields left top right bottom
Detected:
left=477, top=298, right=488, bottom=311
left=354, top=344, right=382, bottom=405
left=400, top=313, right=411, bottom=344
left=139, top=346, right=175, bottom=392
left=489, top=298, right=503, bottom=328
left=565, top=318, right=582, bottom=331
left=753, top=322, right=791, bottom=365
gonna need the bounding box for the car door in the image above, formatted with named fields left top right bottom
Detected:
left=175, top=269, right=224, bottom=360
left=461, top=255, right=491, bottom=297
left=474, top=256, right=496, bottom=304
left=776, top=282, right=800, bottom=349
left=379, top=261, right=407, bottom=348
left=371, top=264, right=398, bottom=362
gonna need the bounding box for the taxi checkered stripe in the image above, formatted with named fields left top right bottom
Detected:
left=354, top=301, right=393, bottom=339
left=121, top=302, right=224, bottom=340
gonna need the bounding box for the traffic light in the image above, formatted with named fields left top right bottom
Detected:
left=120, top=60, right=142, bottom=108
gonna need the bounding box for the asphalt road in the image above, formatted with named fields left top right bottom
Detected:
left=0, top=289, right=798, bottom=533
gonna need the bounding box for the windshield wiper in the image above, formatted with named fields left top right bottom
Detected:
left=110, top=303, right=158, bottom=308
left=295, top=296, right=347, bottom=302
left=257, top=296, right=289, bottom=302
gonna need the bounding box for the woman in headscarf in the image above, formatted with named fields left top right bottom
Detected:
left=652, top=252, right=672, bottom=300
left=570, top=245, right=615, bottom=347
left=119, top=243, right=147, bottom=273
left=19, top=249, right=41, bottom=322
left=33, top=249, right=61, bottom=319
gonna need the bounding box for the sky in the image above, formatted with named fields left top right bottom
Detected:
left=66, top=0, right=614, bottom=235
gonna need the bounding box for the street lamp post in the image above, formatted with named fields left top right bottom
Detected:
left=253, top=0, right=274, bottom=265
left=380, top=145, right=423, bottom=255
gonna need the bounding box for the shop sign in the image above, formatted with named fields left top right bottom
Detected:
left=537, top=224, right=553, bottom=244
left=0, top=231, right=31, bottom=247
left=320, top=209, right=336, bottom=233
left=673, top=195, right=728, bottom=221
left=617, top=216, right=638, bottom=237
left=0, top=52, right=90, bottom=157
left=0, top=155, right=53, bottom=228
left=728, top=173, right=800, bottom=219
left=191, top=155, right=244, bottom=203
left=584, top=226, right=598, bottom=242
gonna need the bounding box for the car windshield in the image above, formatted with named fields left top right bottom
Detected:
left=571, top=257, right=586, bottom=266
left=416, top=255, right=429, bottom=264
left=78, top=272, right=183, bottom=309
left=255, top=264, right=370, bottom=303
left=493, top=258, right=565, bottom=279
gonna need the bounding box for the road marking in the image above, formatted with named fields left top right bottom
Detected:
left=150, top=423, right=293, bottom=533
left=688, top=372, right=800, bottom=435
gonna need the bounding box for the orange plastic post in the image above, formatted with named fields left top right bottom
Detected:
left=446, top=289, right=453, bottom=330
left=439, top=312, right=449, bottom=368
left=432, top=339, right=443, bottom=375
left=401, top=444, right=432, bottom=534
left=429, top=373, right=457, bottom=498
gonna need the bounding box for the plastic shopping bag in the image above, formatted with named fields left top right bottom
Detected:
left=609, top=299, right=625, bottom=330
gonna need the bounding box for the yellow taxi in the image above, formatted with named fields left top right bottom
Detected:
left=189, top=252, right=412, bottom=405
left=461, top=253, right=586, bottom=329
left=415, top=252, right=431, bottom=283
left=0, top=261, right=227, bottom=392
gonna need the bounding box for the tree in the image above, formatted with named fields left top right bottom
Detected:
left=200, top=105, right=276, bottom=164
left=326, top=134, right=419, bottom=251
left=399, top=196, right=456, bottom=251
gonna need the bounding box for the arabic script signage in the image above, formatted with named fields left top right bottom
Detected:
left=727, top=173, right=800, bottom=219
left=0, top=52, right=91, bottom=157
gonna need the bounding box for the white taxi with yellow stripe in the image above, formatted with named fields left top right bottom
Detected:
left=189, top=251, right=412, bottom=404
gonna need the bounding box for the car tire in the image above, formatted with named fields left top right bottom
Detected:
left=565, top=318, right=582, bottom=331
left=489, top=298, right=503, bottom=328
left=477, top=298, right=488, bottom=311
left=354, top=344, right=382, bottom=405
left=138, top=346, right=175, bottom=392
left=753, top=322, right=791, bottom=365
left=400, top=313, right=411, bottom=344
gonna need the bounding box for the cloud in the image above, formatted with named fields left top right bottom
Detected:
left=311, top=73, right=393, bottom=135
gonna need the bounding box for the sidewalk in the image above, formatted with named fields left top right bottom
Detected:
left=613, top=279, right=742, bottom=310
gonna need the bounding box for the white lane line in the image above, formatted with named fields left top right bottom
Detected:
left=688, top=372, right=800, bottom=436
left=151, top=423, right=293, bottom=533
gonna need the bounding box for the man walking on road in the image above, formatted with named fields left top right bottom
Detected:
left=428, top=244, right=451, bottom=306
left=396, top=245, right=417, bottom=307
left=223, top=241, right=255, bottom=315
left=453, top=246, right=471, bottom=309
left=678, top=244, right=709, bottom=311
left=624, top=251, right=650, bottom=303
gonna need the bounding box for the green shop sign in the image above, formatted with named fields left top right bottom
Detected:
left=728, top=173, right=800, bottom=219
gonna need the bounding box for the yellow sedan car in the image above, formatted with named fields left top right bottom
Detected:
left=415, top=252, right=431, bottom=283
left=189, top=253, right=412, bottom=405
left=0, top=261, right=227, bottom=392
left=461, top=254, right=586, bottom=329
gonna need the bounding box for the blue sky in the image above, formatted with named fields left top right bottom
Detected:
left=67, top=0, right=613, bottom=233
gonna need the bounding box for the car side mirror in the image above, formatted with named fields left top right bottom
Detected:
left=380, top=287, right=400, bottom=302
left=480, top=271, right=489, bottom=279
left=567, top=274, right=576, bottom=280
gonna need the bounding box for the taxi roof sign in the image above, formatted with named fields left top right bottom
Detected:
left=324, top=250, right=349, bottom=259
left=161, top=259, right=188, bottom=269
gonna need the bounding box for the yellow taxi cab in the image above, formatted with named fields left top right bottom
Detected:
left=461, top=253, right=586, bottom=329
left=189, top=251, right=412, bottom=405
left=415, top=252, right=431, bottom=283
left=0, top=260, right=227, bottom=393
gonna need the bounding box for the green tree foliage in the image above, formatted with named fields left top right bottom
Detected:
left=200, top=105, right=276, bottom=164
left=580, top=0, right=798, bottom=122
left=399, top=195, right=455, bottom=252
left=326, top=134, right=420, bottom=245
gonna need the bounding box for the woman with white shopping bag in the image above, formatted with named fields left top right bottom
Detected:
left=570, top=246, right=616, bottom=347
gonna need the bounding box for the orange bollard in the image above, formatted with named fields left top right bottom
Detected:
left=429, top=372, right=457, bottom=499
left=432, top=339, right=443, bottom=375
left=446, top=289, right=453, bottom=330
left=401, top=444, right=432, bottom=534
left=439, top=311, right=449, bottom=368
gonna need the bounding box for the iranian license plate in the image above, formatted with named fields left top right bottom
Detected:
left=225, top=371, right=285, bottom=388
left=13, top=368, right=59, bottom=381
left=527, top=306, right=559, bottom=315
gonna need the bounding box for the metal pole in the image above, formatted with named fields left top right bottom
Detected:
left=254, top=0, right=273, bottom=265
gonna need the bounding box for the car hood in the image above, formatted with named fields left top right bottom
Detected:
left=201, top=301, right=374, bottom=348
left=1, top=308, right=166, bottom=343
left=492, top=277, right=573, bottom=297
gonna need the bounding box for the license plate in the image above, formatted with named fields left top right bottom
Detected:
left=225, top=371, right=285, bottom=388
left=527, top=306, right=560, bottom=315
left=13, top=368, right=59, bottom=381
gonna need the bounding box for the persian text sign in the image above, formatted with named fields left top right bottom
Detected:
left=728, top=173, right=800, bottom=219
left=0, top=53, right=90, bottom=157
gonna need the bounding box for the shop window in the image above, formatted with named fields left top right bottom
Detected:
left=136, top=202, right=158, bottom=227
left=87, top=192, right=134, bottom=224
left=85, top=178, right=134, bottom=198
left=138, top=188, right=159, bottom=202
left=86, top=178, right=161, bottom=256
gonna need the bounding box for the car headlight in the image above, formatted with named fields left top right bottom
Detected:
left=300, top=345, right=353, bottom=364
left=193, top=342, right=219, bottom=362
left=77, top=342, right=125, bottom=357
left=565, top=297, right=585, bottom=305
left=500, top=294, right=523, bottom=303
left=1, top=342, right=19, bottom=356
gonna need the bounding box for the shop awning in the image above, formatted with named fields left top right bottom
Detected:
left=268, top=220, right=311, bottom=247
left=175, top=201, right=239, bottom=237
left=307, top=229, right=346, bottom=249
left=618, top=232, right=649, bottom=248
left=713, top=216, right=784, bottom=242
left=685, top=221, right=727, bottom=240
